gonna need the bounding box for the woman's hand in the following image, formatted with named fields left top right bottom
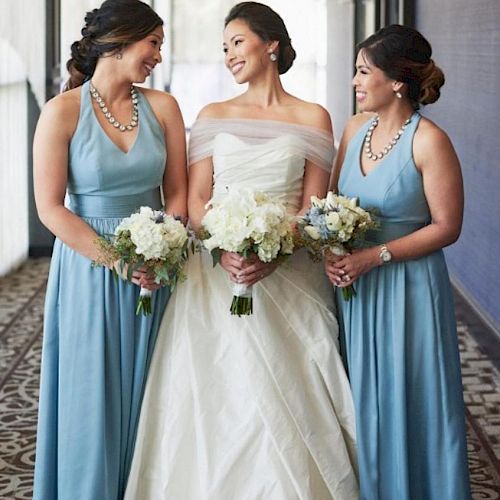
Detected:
left=325, top=247, right=379, bottom=287
left=112, top=262, right=163, bottom=291
left=220, top=252, right=278, bottom=286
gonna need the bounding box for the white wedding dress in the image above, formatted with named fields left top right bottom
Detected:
left=125, top=119, right=359, bottom=500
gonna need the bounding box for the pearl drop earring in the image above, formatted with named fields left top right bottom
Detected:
left=395, top=91, right=402, bottom=99
left=269, top=53, right=277, bottom=62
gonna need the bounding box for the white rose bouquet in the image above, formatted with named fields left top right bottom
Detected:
left=95, top=206, right=189, bottom=315
left=201, top=188, right=294, bottom=316
left=297, top=192, right=378, bottom=300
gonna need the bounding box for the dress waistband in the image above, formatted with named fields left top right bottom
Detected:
left=69, top=189, right=162, bottom=218
left=366, top=220, right=428, bottom=244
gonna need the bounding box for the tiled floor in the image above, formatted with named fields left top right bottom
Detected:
left=0, top=258, right=499, bottom=499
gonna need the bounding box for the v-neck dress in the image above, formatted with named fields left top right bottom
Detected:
left=336, top=113, right=471, bottom=500
left=33, top=80, right=171, bottom=500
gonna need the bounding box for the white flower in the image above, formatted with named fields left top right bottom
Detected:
left=298, top=192, right=377, bottom=256
left=325, top=191, right=337, bottom=209
left=310, top=195, right=325, bottom=209
left=304, top=225, right=321, bottom=240
left=115, top=207, right=188, bottom=261
left=324, top=211, right=342, bottom=231
left=201, top=188, right=294, bottom=261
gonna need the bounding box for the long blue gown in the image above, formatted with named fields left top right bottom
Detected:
left=33, top=80, right=171, bottom=500
left=337, top=113, right=471, bottom=500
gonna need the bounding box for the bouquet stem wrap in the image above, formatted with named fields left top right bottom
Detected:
left=201, top=188, right=294, bottom=317
left=136, top=287, right=153, bottom=316
left=328, top=246, right=356, bottom=301
left=230, top=283, right=253, bottom=316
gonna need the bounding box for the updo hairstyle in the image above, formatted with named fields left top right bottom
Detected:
left=358, top=24, right=445, bottom=109
left=64, top=0, right=163, bottom=91
left=224, top=1, right=296, bottom=75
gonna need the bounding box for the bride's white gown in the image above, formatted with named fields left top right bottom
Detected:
left=125, top=119, right=358, bottom=500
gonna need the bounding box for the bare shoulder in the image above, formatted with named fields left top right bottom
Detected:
left=140, top=87, right=181, bottom=113
left=195, top=100, right=242, bottom=120
left=341, top=112, right=374, bottom=141
left=414, top=116, right=452, bottom=149
left=139, top=88, right=184, bottom=133
left=413, top=116, right=458, bottom=171
left=38, top=88, right=81, bottom=137
left=293, top=101, right=333, bottom=134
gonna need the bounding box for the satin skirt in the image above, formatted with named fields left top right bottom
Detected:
left=125, top=250, right=359, bottom=500
left=337, top=250, right=471, bottom=500
left=33, top=214, right=170, bottom=500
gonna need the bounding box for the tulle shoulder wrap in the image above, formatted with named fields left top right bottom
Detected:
left=188, top=118, right=335, bottom=172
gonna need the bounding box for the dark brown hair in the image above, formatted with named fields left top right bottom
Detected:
left=224, top=1, right=296, bottom=75
left=358, top=24, right=445, bottom=109
left=65, top=0, right=163, bottom=91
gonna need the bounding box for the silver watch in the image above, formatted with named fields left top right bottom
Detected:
left=379, top=244, right=392, bottom=264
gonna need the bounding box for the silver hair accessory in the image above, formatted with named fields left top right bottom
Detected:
left=89, top=81, right=139, bottom=132
left=269, top=52, right=277, bottom=62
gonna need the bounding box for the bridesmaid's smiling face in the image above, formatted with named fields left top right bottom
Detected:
left=223, top=19, right=277, bottom=84
left=120, top=25, right=164, bottom=83
left=352, top=49, right=398, bottom=112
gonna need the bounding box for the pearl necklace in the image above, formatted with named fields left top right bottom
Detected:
left=364, top=115, right=412, bottom=160
left=89, top=82, right=139, bottom=132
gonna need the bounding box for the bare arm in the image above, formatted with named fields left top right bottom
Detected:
left=33, top=94, right=106, bottom=262
left=327, top=119, right=464, bottom=285
left=157, top=94, right=188, bottom=220
left=187, top=156, right=214, bottom=231
left=298, top=106, right=333, bottom=215
left=374, top=122, right=463, bottom=259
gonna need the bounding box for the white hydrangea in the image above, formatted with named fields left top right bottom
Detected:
left=202, top=188, right=294, bottom=262
left=115, top=206, right=188, bottom=261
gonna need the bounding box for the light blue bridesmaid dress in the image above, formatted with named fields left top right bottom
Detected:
left=33, top=80, right=171, bottom=500
left=337, top=113, right=471, bottom=500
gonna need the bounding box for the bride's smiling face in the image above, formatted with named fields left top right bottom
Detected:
left=223, top=19, right=273, bottom=84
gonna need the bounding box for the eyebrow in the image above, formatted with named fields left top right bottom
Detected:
left=150, top=33, right=164, bottom=42
left=223, top=33, right=246, bottom=46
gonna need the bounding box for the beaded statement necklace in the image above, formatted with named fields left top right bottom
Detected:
left=89, top=82, right=139, bottom=132
left=364, top=115, right=412, bottom=161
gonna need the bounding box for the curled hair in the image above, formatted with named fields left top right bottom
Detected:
left=225, top=2, right=296, bottom=75
left=358, top=24, right=445, bottom=109
left=65, top=0, right=163, bottom=91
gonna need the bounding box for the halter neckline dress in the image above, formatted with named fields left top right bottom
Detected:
left=33, top=80, right=171, bottom=500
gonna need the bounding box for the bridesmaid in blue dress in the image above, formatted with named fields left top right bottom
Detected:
left=326, top=25, right=471, bottom=499
left=32, top=1, right=187, bottom=498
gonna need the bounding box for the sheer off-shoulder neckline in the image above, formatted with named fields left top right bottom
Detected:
left=195, top=117, right=332, bottom=138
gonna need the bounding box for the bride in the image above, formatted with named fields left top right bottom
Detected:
left=125, top=2, right=358, bottom=498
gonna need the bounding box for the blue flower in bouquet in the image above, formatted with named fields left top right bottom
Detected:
left=297, top=192, right=379, bottom=300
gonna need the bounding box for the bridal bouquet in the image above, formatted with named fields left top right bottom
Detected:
left=95, top=206, right=189, bottom=315
left=201, top=188, right=294, bottom=316
left=297, top=191, right=378, bottom=301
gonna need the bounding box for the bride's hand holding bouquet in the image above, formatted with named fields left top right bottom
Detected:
left=200, top=188, right=294, bottom=316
